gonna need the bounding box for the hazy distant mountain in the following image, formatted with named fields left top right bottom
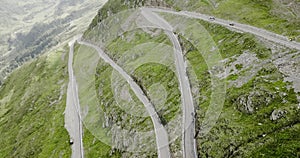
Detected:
left=0, top=0, right=107, bottom=83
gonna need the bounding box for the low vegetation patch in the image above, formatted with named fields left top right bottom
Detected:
left=0, top=48, right=71, bottom=157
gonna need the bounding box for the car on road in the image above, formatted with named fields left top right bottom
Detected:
left=289, top=37, right=295, bottom=41
left=229, top=23, right=234, bottom=26
left=209, top=17, right=215, bottom=20
left=69, top=138, right=74, bottom=145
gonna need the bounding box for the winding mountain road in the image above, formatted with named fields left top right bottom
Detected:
left=141, top=8, right=198, bottom=158
left=77, top=39, right=171, bottom=158
left=65, top=35, right=84, bottom=158
left=147, top=8, right=300, bottom=51
left=65, top=6, right=300, bottom=158
left=141, top=7, right=300, bottom=158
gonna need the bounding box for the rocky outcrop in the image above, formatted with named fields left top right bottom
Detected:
left=235, top=91, right=273, bottom=114
left=270, top=109, right=287, bottom=121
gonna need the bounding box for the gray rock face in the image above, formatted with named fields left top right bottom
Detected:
left=270, top=109, right=286, bottom=121
left=235, top=91, right=273, bottom=114
left=237, top=95, right=254, bottom=114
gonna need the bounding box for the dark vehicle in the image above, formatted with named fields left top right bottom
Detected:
left=69, top=138, right=74, bottom=145
left=229, top=23, right=234, bottom=26
left=209, top=17, right=215, bottom=20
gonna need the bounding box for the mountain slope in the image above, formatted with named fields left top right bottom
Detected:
left=79, top=0, right=300, bottom=157
left=0, top=0, right=107, bottom=84
left=0, top=0, right=299, bottom=157
left=0, top=47, right=71, bottom=157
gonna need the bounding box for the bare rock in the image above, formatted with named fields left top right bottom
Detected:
left=270, top=109, right=286, bottom=121
left=236, top=91, right=273, bottom=114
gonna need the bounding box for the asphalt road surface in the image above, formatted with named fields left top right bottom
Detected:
left=78, top=39, right=171, bottom=158
left=65, top=7, right=300, bottom=158
left=147, top=8, right=300, bottom=51
left=65, top=35, right=84, bottom=158
left=141, top=8, right=198, bottom=158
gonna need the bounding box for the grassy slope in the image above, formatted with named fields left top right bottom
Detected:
left=104, top=29, right=179, bottom=126
left=0, top=47, right=71, bottom=157
left=88, top=0, right=299, bottom=41
left=82, top=29, right=178, bottom=157
left=167, top=0, right=300, bottom=41
left=94, top=58, right=157, bottom=157
left=87, top=0, right=146, bottom=31
left=223, top=66, right=300, bottom=158
left=87, top=0, right=170, bottom=32
left=133, top=63, right=181, bottom=125
left=81, top=0, right=299, bottom=157
left=181, top=19, right=300, bottom=157
left=72, top=44, right=119, bottom=157
left=94, top=61, right=155, bottom=132
left=83, top=126, right=121, bottom=158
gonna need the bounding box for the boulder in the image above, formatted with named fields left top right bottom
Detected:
left=270, top=109, right=286, bottom=121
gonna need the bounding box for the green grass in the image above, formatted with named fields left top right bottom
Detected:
left=74, top=43, right=158, bottom=156
left=104, top=29, right=183, bottom=155
left=235, top=64, right=243, bottom=70
left=197, top=19, right=272, bottom=59
left=83, top=126, right=121, bottom=158
left=185, top=50, right=211, bottom=106
left=94, top=60, right=154, bottom=132
left=250, top=124, right=300, bottom=158
left=227, top=74, right=239, bottom=81
left=87, top=0, right=147, bottom=31
left=106, top=29, right=171, bottom=60
left=133, top=63, right=181, bottom=124
left=73, top=44, right=119, bottom=156
left=94, top=56, right=157, bottom=156
left=85, top=27, right=181, bottom=155
left=84, top=2, right=299, bottom=156
left=0, top=48, right=71, bottom=157
left=173, top=14, right=300, bottom=156
left=197, top=62, right=299, bottom=157
left=213, top=0, right=299, bottom=39
left=169, top=0, right=300, bottom=41
left=102, top=29, right=179, bottom=123
left=104, top=29, right=182, bottom=124
left=160, top=12, right=272, bottom=60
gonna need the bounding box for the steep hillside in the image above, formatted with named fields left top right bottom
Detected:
left=167, top=0, right=300, bottom=41
left=88, top=0, right=299, bottom=41
left=0, top=47, right=71, bottom=157
left=0, top=0, right=299, bottom=158
left=78, top=0, right=300, bottom=157
left=0, top=0, right=107, bottom=85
